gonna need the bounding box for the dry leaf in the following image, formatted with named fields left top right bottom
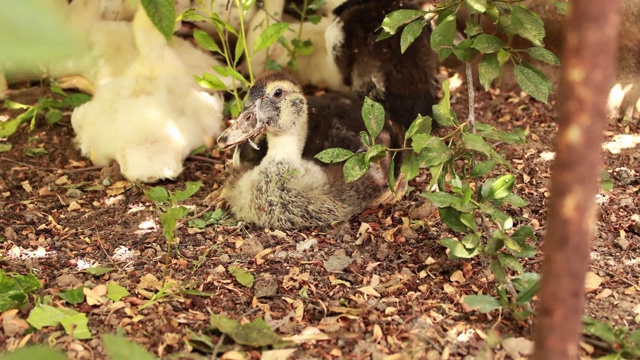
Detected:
left=584, top=271, right=603, bottom=292
left=595, top=288, right=613, bottom=299
left=255, top=248, right=273, bottom=265
left=84, top=287, right=106, bottom=305
left=261, top=349, right=297, bottom=360
left=450, top=270, right=466, bottom=283
left=357, top=286, right=381, bottom=297
left=283, top=327, right=330, bottom=343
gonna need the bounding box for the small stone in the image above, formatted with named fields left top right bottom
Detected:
left=68, top=201, right=82, bottom=211
left=323, top=249, right=353, bottom=272
left=4, top=226, right=17, bottom=241
left=54, top=175, right=69, bottom=185
left=66, top=188, right=85, bottom=199
left=409, top=202, right=437, bottom=220
left=619, top=196, right=633, bottom=207
left=42, top=174, right=57, bottom=184
left=239, top=237, right=264, bottom=256
left=614, top=237, right=630, bottom=250
left=254, top=274, right=278, bottom=298
left=376, top=243, right=390, bottom=261
left=56, top=273, right=82, bottom=288
left=631, top=215, right=640, bottom=235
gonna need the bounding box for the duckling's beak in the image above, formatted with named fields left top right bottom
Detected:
left=217, top=99, right=267, bottom=150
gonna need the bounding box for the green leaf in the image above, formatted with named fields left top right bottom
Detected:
left=463, top=295, right=502, bottom=313
left=465, top=0, right=487, bottom=13
left=59, top=286, right=86, bottom=304
left=583, top=317, right=619, bottom=344
left=471, top=159, right=498, bottom=177
left=59, top=312, right=92, bottom=339
left=361, top=97, right=385, bottom=141
left=430, top=14, right=456, bottom=60
left=195, top=73, right=228, bottom=91
left=145, top=186, right=170, bottom=203
left=461, top=233, right=480, bottom=248
left=462, top=133, right=493, bottom=157
left=464, top=18, right=482, bottom=37
left=452, top=39, right=480, bottom=62
left=27, top=304, right=92, bottom=339
left=253, top=22, right=289, bottom=53
left=600, top=169, right=613, bottom=191
left=476, top=123, right=526, bottom=144
left=45, top=109, right=62, bottom=124
left=160, top=207, right=187, bottom=241
left=525, top=47, right=560, bottom=66
left=405, top=115, right=432, bottom=140
left=490, top=258, right=508, bottom=283
left=187, top=209, right=226, bottom=229
left=493, top=193, right=528, bottom=207
left=0, top=143, right=12, bottom=153
left=554, top=2, right=569, bottom=15
left=511, top=5, right=545, bottom=46
left=140, top=0, right=176, bottom=42
left=173, top=181, right=203, bottom=201
left=422, top=192, right=458, bottom=208
left=497, top=253, right=524, bottom=273
left=107, top=283, right=130, bottom=301
left=228, top=266, right=254, bottom=288
left=485, top=236, right=504, bottom=255
left=472, top=34, right=505, bottom=53
left=213, top=66, right=249, bottom=86
left=0, top=346, right=67, bottom=360
left=400, top=153, right=420, bottom=181
left=411, top=133, right=439, bottom=153
left=364, top=144, right=386, bottom=163
left=343, top=153, right=369, bottom=183
left=440, top=239, right=479, bottom=259
left=103, top=333, right=157, bottom=360
left=0, top=271, right=42, bottom=312
left=230, top=318, right=282, bottom=347
left=488, top=175, right=515, bottom=200
left=84, top=267, right=114, bottom=276
left=400, top=20, right=426, bottom=53
left=381, top=9, right=426, bottom=35
left=513, top=274, right=540, bottom=303
left=24, top=147, right=48, bottom=157
left=478, top=53, right=500, bottom=90
left=432, top=80, right=457, bottom=126
left=193, top=29, right=221, bottom=54
left=459, top=213, right=477, bottom=232
left=210, top=314, right=240, bottom=334
left=439, top=207, right=469, bottom=233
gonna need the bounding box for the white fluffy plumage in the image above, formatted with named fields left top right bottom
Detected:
left=71, top=5, right=225, bottom=182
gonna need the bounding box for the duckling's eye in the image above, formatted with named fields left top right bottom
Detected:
left=273, top=88, right=284, bottom=99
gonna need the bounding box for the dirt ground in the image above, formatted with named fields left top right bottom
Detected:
left=0, top=73, right=639, bottom=359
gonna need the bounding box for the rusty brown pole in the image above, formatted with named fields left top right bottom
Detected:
left=533, top=1, right=622, bottom=359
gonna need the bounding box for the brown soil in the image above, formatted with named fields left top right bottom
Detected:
left=0, top=77, right=639, bottom=359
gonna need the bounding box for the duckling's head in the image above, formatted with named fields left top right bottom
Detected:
left=218, top=72, right=307, bottom=150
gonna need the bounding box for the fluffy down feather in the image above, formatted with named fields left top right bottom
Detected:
left=71, top=6, right=225, bottom=182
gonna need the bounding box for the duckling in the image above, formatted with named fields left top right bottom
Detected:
left=218, top=72, right=403, bottom=229
left=328, top=0, right=439, bottom=128
left=71, top=5, right=225, bottom=182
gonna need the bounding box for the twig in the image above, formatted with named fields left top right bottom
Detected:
left=212, top=333, right=226, bottom=359
left=186, top=155, right=223, bottom=165
left=0, top=157, right=100, bottom=173
left=590, top=265, right=637, bottom=287
left=465, top=62, right=476, bottom=134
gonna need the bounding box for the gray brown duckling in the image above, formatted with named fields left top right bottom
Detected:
left=217, top=72, right=403, bottom=229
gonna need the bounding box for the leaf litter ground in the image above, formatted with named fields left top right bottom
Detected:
left=0, top=80, right=639, bottom=359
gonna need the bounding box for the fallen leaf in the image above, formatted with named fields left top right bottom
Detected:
left=450, top=270, right=466, bottom=283
left=584, top=271, right=603, bottom=292
left=595, top=288, right=613, bottom=299
left=84, top=287, right=106, bottom=306
left=261, top=349, right=297, bottom=360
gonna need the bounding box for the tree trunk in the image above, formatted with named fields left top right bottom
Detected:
left=533, top=1, right=621, bottom=359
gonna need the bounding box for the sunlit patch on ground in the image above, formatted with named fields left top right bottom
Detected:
left=603, top=133, right=640, bottom=154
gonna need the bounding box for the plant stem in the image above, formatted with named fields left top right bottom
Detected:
left=466, top=62, right=476, bottom=134
left=234, top=0, right=254, bottom=84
